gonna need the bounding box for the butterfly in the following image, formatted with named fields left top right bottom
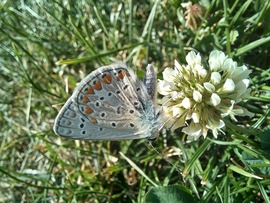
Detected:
left=53, top=63, right=163, bottom=141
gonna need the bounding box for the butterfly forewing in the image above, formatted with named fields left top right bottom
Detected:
left=54, top=63, right=159, bottom=140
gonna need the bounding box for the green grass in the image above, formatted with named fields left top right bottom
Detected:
left=1, top=0, right=270, bottom=202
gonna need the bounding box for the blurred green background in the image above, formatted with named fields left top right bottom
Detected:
left=1, top=0, right=270, bottom=202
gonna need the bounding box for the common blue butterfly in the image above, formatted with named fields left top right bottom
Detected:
left=53, top=63, right=163, bottom=141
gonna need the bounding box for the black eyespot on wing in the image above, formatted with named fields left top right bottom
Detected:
left=117, top=107, right=121, bottom=114
left=123, top=85, right=128, bottom=90
left=101, top=74, right=106, bottom=78
left=101, top=112, right=105, bottom=117
left=133, top=100, right=143, bottom=111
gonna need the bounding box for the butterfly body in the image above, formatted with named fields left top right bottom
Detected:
left=54, top=63, right=162, bottom=140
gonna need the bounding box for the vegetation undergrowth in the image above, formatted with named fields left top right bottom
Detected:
left=1, top=0, right=270, bottom=202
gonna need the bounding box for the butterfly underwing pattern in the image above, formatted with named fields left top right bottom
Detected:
left=53, top=63, right=163, bottom=141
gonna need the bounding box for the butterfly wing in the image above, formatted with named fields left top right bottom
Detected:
left=54, top=63, right=157, bottom=140
left=54, top=99, right=147, bottom=140
left=144, top=64, right=157, bottom=101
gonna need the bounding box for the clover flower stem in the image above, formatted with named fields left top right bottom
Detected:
left=183, top=139, right=212, bottom=177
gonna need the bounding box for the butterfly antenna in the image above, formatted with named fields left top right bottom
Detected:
left=160, top=91, right=182, bottom=107
left=147, top=141, right=183, bottom=177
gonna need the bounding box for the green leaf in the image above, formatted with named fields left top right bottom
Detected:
left=242, top=151, right=270, bottom=175
left=56, top=42, right=144, bottom=65
left=228, top=165, right=263, bottom=179
left=234, top=36, right=270, bottom=56
left=260, top=126, right=270, bottom=153
left=144, top=185, right=196, bottom=203
left=119, top=152, right=158, bottom=187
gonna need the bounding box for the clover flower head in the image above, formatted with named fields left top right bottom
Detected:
left=158, top=50, right=254, bottom=141
left=181, top=2, right=204, bottom=31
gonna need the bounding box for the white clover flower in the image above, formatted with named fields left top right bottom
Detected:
left=158, top=50, right=254, bottom=141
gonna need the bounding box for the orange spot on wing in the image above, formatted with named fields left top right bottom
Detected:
left=103, top=74, right=112, bottom=84
left=118, top=70, right=125, bottom=79
left=83, top=95, right=90, bottom=103
left=86, top=87, right=94, bottom=94
left=85, top=107, right=93, bottom=114
left=90, top=117, right=98, bottom=123
left=94, top=80, right=102, bottom=90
